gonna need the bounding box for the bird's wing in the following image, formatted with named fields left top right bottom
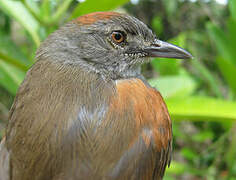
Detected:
left=5, top=60, right=172, bottom=179
left=107, top=78, right=172, bottom=180
left=0, top=137, right=10, bottom=180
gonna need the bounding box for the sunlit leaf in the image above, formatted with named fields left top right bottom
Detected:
left=40, top=0, right=51, bottom=20
left=70, top=0, right=130, bottom=19
left=0, top=60, right=25, bottom=95
left=181, top=147, right=198, bottom=161
left=151, top=33, right=187, bottom=75
left=166, top=96, right=236, bottom=121
left=192, top=131, right=214, bottom=142
left=163, top=174, right=175, bottom=180
left=229, top=0, right=236, bottom=20
left=166, top=161, right=204, bottom=176
left=166, top=161, right=186, bottom=175
left=25, top=0, right=40, bottom=15
left=162, top=0, right=177, bottom=17
left=216, top=57, right=236, bottom=95
left=151, top=16, right=163, bottom=35
left=0, top=0, right=41, bottom=46
left=51, top=0, right=73, bottom=23
left=0, top=30, right=31, bottom=70
left=149, top=75, right=197, bottom=98
left=227, top=18, right=236, bottom=59
left=207, top=22, right=236, bottom=65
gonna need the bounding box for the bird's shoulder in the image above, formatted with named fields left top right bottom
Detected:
left=106, top=78, right=172, bottom=179
left=110, top=77, right=172, bottom=151
left=112, top=78, right=171, bottom=135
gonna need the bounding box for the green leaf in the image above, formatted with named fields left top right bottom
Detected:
left=190, top=57, right=223, bottom=98
left=207, top=22, right=236, bottom=65
left=227, top=18, right=236, bottom=58
left=51, top=0, right=73, bottom=23
left=192, top=131, right=214, bottom=142
left=225, top=131, right=236, bottom=171
left=207, top=20, right=236, bottom=96
left=162, top=0, right=177, bottom=17
left=165, top=161, right=186, bottom=175
left=166, top=96, right=236, bottom=122
left=151, top=59, right=181, bottom=76
left=25, top=0, right=40, bottom=15
left=70, top=0, right=130, bottom=19
left=151, top=33, right=187, bottom=75
left=163, top=175, right=175, bottom=180
left=0, top=60, right=25, bottom=95
left=166, top=161, right=204, bottom=176
left=151, top=16, right=163, bottom=35
left=0, top=30, right=31, bottom=71
left=229, top=0, right=236, bottom=20
left=181, top=147, right=198, bottom=161
left=216, top=57, right=236, bottom=95
left=149, top=75, right=197, bottom=99
left=0, top=52, right=30, bottom=72
left=0, top=0, right=41, bottom=46
left=40, top=0, right=50, bottom=20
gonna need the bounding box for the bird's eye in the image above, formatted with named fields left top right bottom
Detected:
left=111, top=31, right=125, bottom=43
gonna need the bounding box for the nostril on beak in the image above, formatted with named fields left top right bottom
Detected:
left=151, top=43, right=161, bottom=47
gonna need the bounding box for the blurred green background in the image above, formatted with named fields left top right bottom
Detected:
left=0, top=0, right=236, bottom=179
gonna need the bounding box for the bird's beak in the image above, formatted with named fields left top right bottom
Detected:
left=144, top=39, right=193, bottom=59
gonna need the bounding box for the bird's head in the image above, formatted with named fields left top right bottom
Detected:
left=37, top=12, right=192, bottom=79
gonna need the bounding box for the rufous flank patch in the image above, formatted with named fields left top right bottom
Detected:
left=109, top=78, right=172, bottom=150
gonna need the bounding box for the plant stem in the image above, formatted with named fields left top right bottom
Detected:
left=0, top=52, right=29, bottom=71
left=21, top=0, right=45, bottom=26
left=51, top=0, right=73, bottom=23
left=192, top=58, right=223, bottom=98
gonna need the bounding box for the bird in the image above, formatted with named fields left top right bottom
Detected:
left=0, top=12, right=192, bottom=180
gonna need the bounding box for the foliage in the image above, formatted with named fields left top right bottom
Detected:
left=0, top=0, right=236, bottom=179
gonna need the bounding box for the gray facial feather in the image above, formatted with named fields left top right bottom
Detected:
left=36, top=15, right=155, bottom=80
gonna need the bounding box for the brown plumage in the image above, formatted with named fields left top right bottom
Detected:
left=0, top=12, right=192, bottom=180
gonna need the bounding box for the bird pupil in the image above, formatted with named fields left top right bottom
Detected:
left=115, top=33, right=122, bottom=40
